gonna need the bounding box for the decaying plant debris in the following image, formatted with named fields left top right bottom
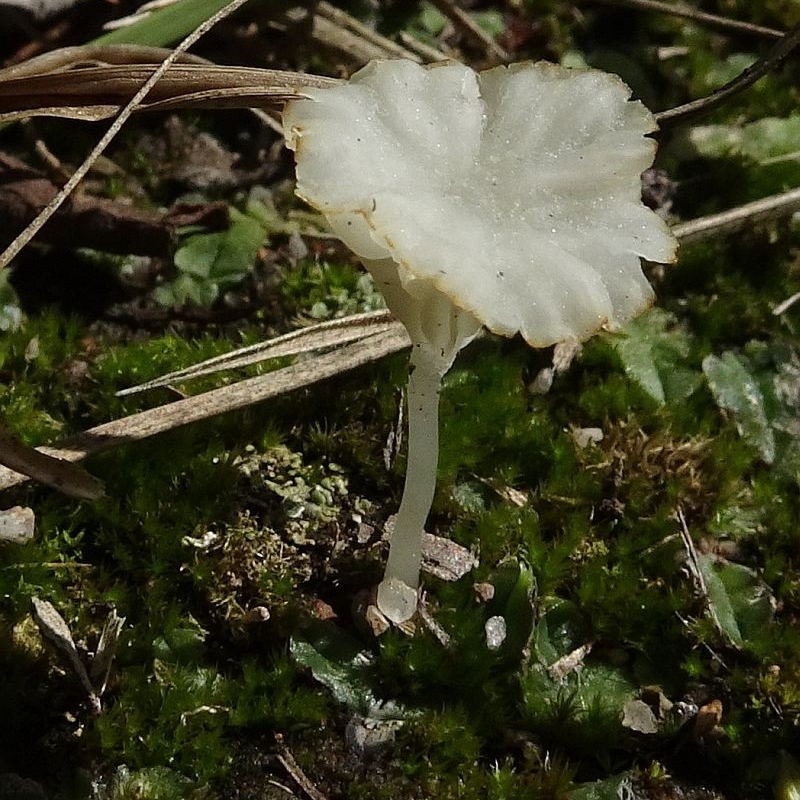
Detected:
left=1, top=2, right=800, bottom=799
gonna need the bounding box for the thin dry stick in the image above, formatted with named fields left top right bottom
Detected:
left=0, top=0, right=251, bottom=271
left=656, top=22, right=800, bottom=126
left=316, top=1, right=421, bottom=62
left=427, top=0, right=509, bottom=62
left=670, top=186, right=800, bottom=243
left=274, top=734, right=328, bottom=800
left=773, top=292, right=800, bottom=316
left=0, top=424, right=105, bottom=499
left=397, top=30, right=451, bottom=63
left=583, top=0, right=783, bottom=40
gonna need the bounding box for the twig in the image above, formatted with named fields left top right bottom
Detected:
left=316, top=2, right=421, bottom=62
left=655, top=22, right=800, bottom=127
left=274, top=734, right=328, bottom=800
left=671, top=186, right=800, bottom=244
left=417, top=593, right=451, bottom=647
left=773, top=292, right=800, bottom=316
left=0, top=424, right=104, bottom=500
left=581, top=0, right=783, bottom=40
left=0, top=0, right=252, bottom=270
left=427, top=0, right=509, bottom=63
left=677, top=506, right=706, bottom=595
left=675, top=508, right=732, bottom=665
left=266, top=779, right=297, bottom=797
left=397, top=31, right=452, bottom=63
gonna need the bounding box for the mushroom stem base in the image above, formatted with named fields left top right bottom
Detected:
left=376, top=577, right=418, bottom=625
left=377, top=352, right=442, bottom=623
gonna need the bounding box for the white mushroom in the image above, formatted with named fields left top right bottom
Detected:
left=283, top=59, right=678, bottom=623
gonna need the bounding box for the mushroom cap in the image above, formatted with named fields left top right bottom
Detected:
left=283, top=59, right=678, bottom=348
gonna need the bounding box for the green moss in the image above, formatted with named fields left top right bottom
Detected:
left=2, top=3, right=800, bottom=796
left=281, top=257, right=386, bottom=320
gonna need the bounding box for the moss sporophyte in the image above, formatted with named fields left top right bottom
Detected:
left=283, top=59, right=678, bottom=623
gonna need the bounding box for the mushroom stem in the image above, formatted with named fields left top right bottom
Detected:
left=377, top=350, right=443, bottom=623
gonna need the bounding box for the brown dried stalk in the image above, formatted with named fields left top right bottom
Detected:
left=0, top=48, right=339, bottom=123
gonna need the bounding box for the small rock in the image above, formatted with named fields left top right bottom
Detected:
left=473, top=582, right=495, bottom=603
left=355, top=521, right=375, bottom=545
left=421, top=532, right=477, bottom=582
left=345, top=716, right=396, bottom=760
left=365, top=604, right=390, bottom=637
left=0, top=506, right=35, bottom=544
left=693, top=699, right=724, bottom=739
left=485, top=616, right=507, bottom=650
left=286, top=232, right=309, bottom=263
left=622, top=699, right=659, bottom=734
left=571, top=427, right=604, bottom=449
left=529, top=367, right=553, bottom=394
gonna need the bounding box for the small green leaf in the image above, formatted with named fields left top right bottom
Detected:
left=531, top=598, right=590, bottom=666
left=174, top=208, right=264, bottom=286
left=152, top=615, right=207, bottom=664
left=157, top=207, right=266, bottom=308
left=486, top=561, right=536, bottom=662
left=611, top=309, right=701, bottom=405
left=703, top=352, right=776, bottom=463
left=290, top=620, right=408, bottom=720
left=697, top=553, right=775, bottom=648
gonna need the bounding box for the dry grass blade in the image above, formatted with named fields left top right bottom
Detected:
left=0, top=44, right=208, bottom=78
left=0, top=52, right=339, bottom=122
left=397, top=31, right=451, bottom=63
left=0, top=327, right=410, bottom=493
left=31, top=597, right=101, bottom=713
left=116, top=310, right=395, bottom=396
